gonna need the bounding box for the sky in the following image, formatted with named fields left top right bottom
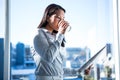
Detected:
left=0, top=0, right=112, bottom=54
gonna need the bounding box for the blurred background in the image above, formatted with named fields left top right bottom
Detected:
left=0, top=0, right=120, bottom=80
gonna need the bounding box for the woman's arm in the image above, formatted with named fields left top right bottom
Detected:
left=34, top=30, right=64, bottom=63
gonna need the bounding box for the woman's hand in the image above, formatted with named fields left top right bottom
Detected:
left=58, top=20, right=69, bottom=34
left=84, top=64, right=93, bottom=75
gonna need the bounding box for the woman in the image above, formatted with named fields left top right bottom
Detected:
left=33, top=3, right=70, bottom=80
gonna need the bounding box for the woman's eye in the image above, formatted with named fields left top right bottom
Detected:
left=58, top=17, right=61, bottom=19
left=56, top=16, right=61, bottom=20
left=55, top=15, right=64, bottom=21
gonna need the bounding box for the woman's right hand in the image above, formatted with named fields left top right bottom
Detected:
left=58, top=20, right=69, bottom=34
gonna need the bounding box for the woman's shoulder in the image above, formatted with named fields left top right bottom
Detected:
left=38, top=28, right=43, bottom=33
left=34, top=28, right=46, bottom=38
left=33, top=28, right=47, bottom=43
left=38, top=28, right=48, bottom=34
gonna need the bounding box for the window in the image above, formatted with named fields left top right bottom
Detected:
left=1, top=0, right=120, bottom=80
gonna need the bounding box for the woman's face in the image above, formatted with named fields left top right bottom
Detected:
left=47, top=9, right=65, bottom=31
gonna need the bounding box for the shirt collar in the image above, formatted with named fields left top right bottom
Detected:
left=41, top=28, right=49, bottom=32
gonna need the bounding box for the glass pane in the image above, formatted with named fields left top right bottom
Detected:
left=10, top=0, right=116, bottom=80
left=0, top=0, right=5, bottom=38
left=0, top=0, right=5, bottom=79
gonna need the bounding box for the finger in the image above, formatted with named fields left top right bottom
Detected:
left=58, top=20, right=64, bottom=27
left=63, top=22, right=69, bottom=29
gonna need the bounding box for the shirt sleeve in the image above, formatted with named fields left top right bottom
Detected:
left=34, top=30, right=64, bottom=63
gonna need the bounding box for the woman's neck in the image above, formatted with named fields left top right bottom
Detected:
left=45, top=25, right=53, bottom=33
